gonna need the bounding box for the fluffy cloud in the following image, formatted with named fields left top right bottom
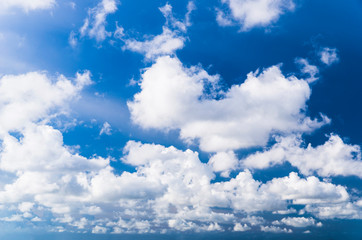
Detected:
left=305, top=202, right=362, bottom=219
left=320, top=47, right=339, bottom=65
left=233, top=223, right=251, bottom=231
left=123, top=28, right=185, bottom=60
left=80, top=0, right=118, bottom=42
left=122, top=2, right=194, bottom=60
left=128, top=56, right=328, bottom=152
left=243, top=134, right=362, bottom=178
left=276, top=217, right=321, bottom=228
left=0, top=71, right=92, bottom=135
left=0, top=0, right=55, bottom=12
left=217, top=0, right=295, bottom=31
left=208, top=151, right=238, bottom=177
left=0, top=135, right=359, bottom=232
left=121, top=141, right=355, bottom=227
left=0, top=35, right=359, bottom=235
left=264, top=172, right=349, bottom=205
left=261, top=225, right=292, bottom=233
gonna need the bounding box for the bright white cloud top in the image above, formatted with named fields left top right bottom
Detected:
left=128, top=56, right=329, bottom=152
left=217, top=0, right=295, bottom=30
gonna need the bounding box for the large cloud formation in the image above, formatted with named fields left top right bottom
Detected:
left=128, top=56, right=329, bottom=152
left=0, top=69, right=360, bottom=234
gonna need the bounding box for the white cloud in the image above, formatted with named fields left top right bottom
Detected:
left=123, top=28, right=185, bottom=60
left=121, top=141, right=354, bottom=224
left=273, top=208, right=297, bottom=215
left=305, top=202, right=362, bottom=219
left=280, top=217, right=318, bottom=228
left=0, top=0, right=56, bottom=12
left=92, top=225, right=107, bottom=234
left=68, top=31, right=78, bottom=48
left=123, top=3, right=194, bottom=60
left=261, top=225, right=292, bottom=233
left=217, top=0, right=295, bottom=31
left=243, top=134, right=362, bottom=178
left=31, top=216, right=42, bottom=222
left=0, top=214, right=23, bottom=222
left=0, top=70, right=358, bottom=232
left=208, top=151, right=238, bottom=177
left=204, top=222, right=222, bottom=231
left=0, top=71, right=92, bottom=135
left=99, top=122, right=112, bottom=135
left=18, top=202, right=34, bottom=212
left=128, top=56, right=329, bottom=152
left=295, top=58, right=319, bottom=83
left=0, top=136, right=358, bottom=232
left=80, top=0, right=118, bottom=42
left=233, top=223, right=251, bottom=231
left=264, top=172, right=349, bottom=205
left=320, top=47, right=339, bottom=66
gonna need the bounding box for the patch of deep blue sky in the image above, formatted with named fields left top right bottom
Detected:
left=0, top=0, right=362, bottom=237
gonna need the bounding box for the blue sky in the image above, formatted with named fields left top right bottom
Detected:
left=0, top=0, right=361, bottom=238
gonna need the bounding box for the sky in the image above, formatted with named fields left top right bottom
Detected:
left=0, top=0, right=361, bottom=239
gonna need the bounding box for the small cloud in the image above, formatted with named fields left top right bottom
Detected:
left=79, top=0, right=118, bottom=42
left=0, top=0, right=56, bottom=13
left=69, top=2, right=76, bottom=9
left=68, top=31, right=78, bottom=48
left=261, top=225, right=293, bottom=233
left=122, top=2, right=194, bottom=60
left=100, top=122, right=112, bottom=135
left=233, top=223, right=251, bottom=232
left=295, top=58, right=319, bottom=83
left=217, top=0, right=295, bottom=31
left=31, top=216, right=42, bottom=222
left=319, top=47, right=339, bottom=65
left=0, top=214, right=23, bottom=222
left=92, top=225, right=107, bottom=234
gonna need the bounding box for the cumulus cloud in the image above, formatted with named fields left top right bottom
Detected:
left=233, top=223, right=251, bottom=231
left=273, top=208, right=297, bottom=215
left=0, top=71, right=92, bottom=135
left=123, top=28, right=185, bottom=60
left=0, top=0, right=56, bottom=12
left=0, top=134, right=358, bottom=232
left=128, top=56, right=329, bottom=152
left=264, top=172, right=349, bottom=205
left=261, top=225, right=292, bottom=233
left=243, top=134, right=362, bottom=178
left=0, top=44, right=358, bottom=234
left=217, top=0, right=295, bottom=31
left=79, top=0, right=118, bottom=42
left=278, top=217, right=321, bottom=228
left=122, top=2, right=194, bottom=60
left=319, top=47, right=339, bottom=65
left=120, top=141, right=355, bottom=227
left=208, top=151, right=238, bottom=177
left=305, top=202, right=362, bottom=219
